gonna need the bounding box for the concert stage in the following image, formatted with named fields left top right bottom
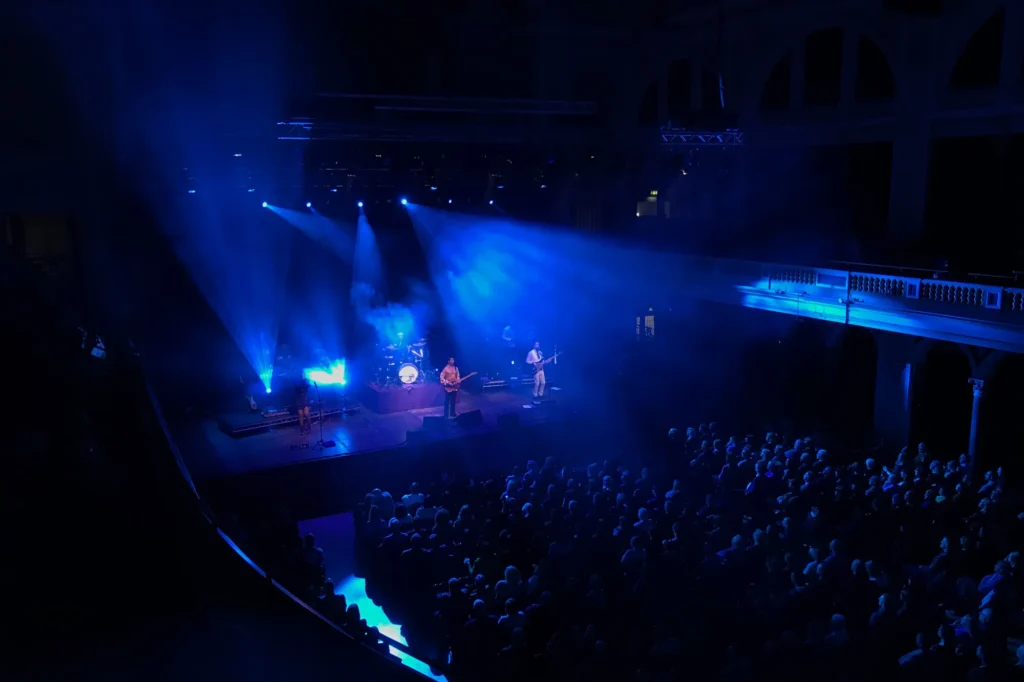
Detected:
left=183, top=385, right=568, bottom=481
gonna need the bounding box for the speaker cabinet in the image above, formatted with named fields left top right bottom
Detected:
left=455, top=410, right=483, bottom=428
left=422, top=416, right=448, bottom=430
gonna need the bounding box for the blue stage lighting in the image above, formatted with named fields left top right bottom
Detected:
left=430, top=186, right=437, bottom=191
left=258, top=368, right=274, bottom=394
left=488, top=199, right=494, bottom=205
left=247, top=188, right=255, bottom=193
left=262, top=201, right=268, bottom=208
left=303, top=359, right=346, bottom=386
left=187, top=189, right=196, bottom=194
left=400, top=198, right=408, bottom=206
left=357, top=201, right=364, bottom=208
left=448, top=199, right=452, bottom=204
left=306, top=201, right=312, bottom=208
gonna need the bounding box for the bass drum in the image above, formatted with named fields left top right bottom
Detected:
left=398, top=363, right=420, bottom=385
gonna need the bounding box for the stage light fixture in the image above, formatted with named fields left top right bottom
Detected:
left=306, top=201, right=312, bottom=208
left=400, top=198, right=408, bottom=206
left=265, top=387, right=272, bottom=394
left=357, top=201, right=364, bottom=208
left=262, top=201, right=268, bottom=208
left=448, top=199, right=452, bottom=204
left=488, top=199, right=494, bottom=205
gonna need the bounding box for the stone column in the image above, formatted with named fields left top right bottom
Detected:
left=968, top=378, right=984, bottom=460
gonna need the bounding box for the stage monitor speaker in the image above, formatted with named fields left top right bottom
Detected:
left=422, top=416, right=448, bottom=431
left=497, top=413, right=520, bottom=430
left=455, top=410, right=483, bottom=428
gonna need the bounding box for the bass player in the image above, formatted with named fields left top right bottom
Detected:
left=526, top=341, right=547, bottom=404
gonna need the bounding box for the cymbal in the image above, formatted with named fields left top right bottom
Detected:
left=412, top=341, right=427, bottom=348
left=383, top=344, right=398, bottom=350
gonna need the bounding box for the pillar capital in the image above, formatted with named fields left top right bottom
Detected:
left=969, top=377, right=985, bottom=396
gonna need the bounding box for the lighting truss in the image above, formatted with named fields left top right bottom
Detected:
left=276, top=119, right=603, bottom=145
left=659, top=129, right=744, bottom=147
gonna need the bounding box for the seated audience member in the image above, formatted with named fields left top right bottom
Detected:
left=401, top=482, right=425, bottom=508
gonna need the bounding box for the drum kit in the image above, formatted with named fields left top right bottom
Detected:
left=375, top=337, right=435, bottom=387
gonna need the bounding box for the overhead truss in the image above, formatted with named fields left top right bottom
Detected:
left=659, top=128, right=744, bottom=147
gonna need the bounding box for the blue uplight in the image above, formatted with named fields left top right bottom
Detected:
left=258, top=368, right=274, bottom=394
left=357, top=201, right=364, bottom=208
left=488, top=199, right=494, bottom=205
left=187, top=189, right=196, bottom=194
left=306, top=201, right=312, bottom=209
left=262, top=201, right=268, bottom=208
left=448, top=199, right=453, bottom=204
left=430, top=186, right=437, bottom=191
left=400, top=198, right=408, bottom=206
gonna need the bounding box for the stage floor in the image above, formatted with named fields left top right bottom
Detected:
left=179, top=386, right=569, bottom=480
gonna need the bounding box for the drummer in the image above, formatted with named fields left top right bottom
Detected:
left=407, top=343, right=424, bottom=363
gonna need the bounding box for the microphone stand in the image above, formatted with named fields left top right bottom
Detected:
left=312, top=381, right=335, bottom=450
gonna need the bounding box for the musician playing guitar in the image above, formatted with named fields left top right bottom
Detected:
left=440, top=357, right=478, bottom=420
left=526, top=341, right=548, bottom=404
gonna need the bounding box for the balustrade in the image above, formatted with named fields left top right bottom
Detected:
left=675, top=256, right=1024, bottom=353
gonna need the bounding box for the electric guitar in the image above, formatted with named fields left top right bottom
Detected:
left=442, top=372, right=478, bottom=393
left=532, top=352, right=562, bottom=373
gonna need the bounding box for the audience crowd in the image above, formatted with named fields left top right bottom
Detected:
left=247, top=424, right=1024, bottom=682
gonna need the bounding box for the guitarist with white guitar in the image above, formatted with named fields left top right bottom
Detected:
left=440, top=357, right=478, bottom=420
left=526, top=341, right=560, bottom=405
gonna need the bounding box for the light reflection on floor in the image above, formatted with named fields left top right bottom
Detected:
left=298, top=513, right=447, bottom=682
left=334, top=574, right=446, bottom=681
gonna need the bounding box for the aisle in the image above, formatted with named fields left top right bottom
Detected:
left=298, top=512, right=447, bottom=682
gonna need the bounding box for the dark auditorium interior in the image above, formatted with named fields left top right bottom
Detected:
left=8, top=2, right=1024, bottom=681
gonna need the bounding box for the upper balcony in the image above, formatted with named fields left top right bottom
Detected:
left=675, top=256, right=1024, bottom=352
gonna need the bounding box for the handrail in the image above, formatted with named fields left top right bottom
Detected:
left=829, top=260, right=948, bottom=277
